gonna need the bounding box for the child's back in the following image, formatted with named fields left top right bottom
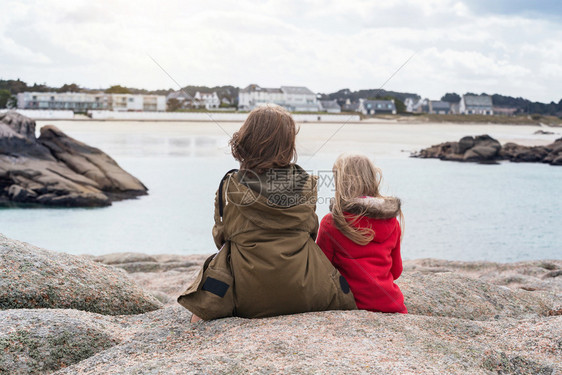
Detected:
left=317, top=196, right=407, bottom=313
left=218, top=166, right=356, bottom=318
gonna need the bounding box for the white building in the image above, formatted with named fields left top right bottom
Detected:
left=281, top=86, right=318, bottom=112
left=238, top=84, right=319, bottom=112
left=357, top=99, right=396, bottom=115
left=17, top=92, right=108, bottom=112
left=106, top=94, right=165, bottom=112
left=193, top=92, right=220, bottom=109
left=17, top=92, right=166, bottom=112
left=141, top=95, right=166, bottom=111
left=238, top=85, right=284, bottom=110
left=106, top=94, right=143, bottom=111
left=459, top=95, right=493, bottom=115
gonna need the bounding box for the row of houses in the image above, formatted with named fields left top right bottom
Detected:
left=17, top=90, right=229, bottom=113
left=405, top=94, right=497, bottom=115
left=166, top=84, right=347, bottom=113
left=17, top=92, right=167, bottom=112
left=237, top=84, right=346, bottom=113
left=235, top=84, right=396, bottom=114
left=16, top=86, right=411, bottom=116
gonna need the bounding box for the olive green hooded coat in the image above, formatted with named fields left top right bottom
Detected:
left=177, top=166, right=357, bottom=320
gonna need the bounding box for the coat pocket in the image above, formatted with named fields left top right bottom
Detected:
left=177, top=243, right=235, bottom=320
left=327, top=268, right=357, bottom=311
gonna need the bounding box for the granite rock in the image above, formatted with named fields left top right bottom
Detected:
left=0, top=234, right=162, bottom=315
left=2, top=240, right=561, bottom=374
left=0, top=111, right=147, bottom=207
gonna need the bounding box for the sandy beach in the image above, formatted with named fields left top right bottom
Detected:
left=37, top=120, right=561, bottom=159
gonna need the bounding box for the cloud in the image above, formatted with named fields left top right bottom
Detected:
left=0, top=0, right=560, bottom=102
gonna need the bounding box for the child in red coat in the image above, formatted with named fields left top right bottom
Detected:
left=316, top=154, right=407, bottom=314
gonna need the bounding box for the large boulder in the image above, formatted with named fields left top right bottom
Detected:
left=38, top=125, right=147, bottom=193
left=0, top=111, right=147, bottom=207
left=397, top=272, right=551, bottom=320
left=456, top=135, right=475, bottom=154
left=0, top=234, right=162, bottom=314
left=0, top=112, right=52, bottom=159
left=404, top=258, right=562, bottom=296
left=462, top=135, right=501, bottom=162
left=0, top=309, right=122, bottom=375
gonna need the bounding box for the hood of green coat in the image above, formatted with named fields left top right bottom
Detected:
left=223, top=165, right=318, bottom=231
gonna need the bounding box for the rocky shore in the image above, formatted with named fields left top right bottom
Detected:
left=1, top=234, right=561, bottom=374
left=412, top=134, right=562, bottom=165
left=0, top=112, right=147, bottom=207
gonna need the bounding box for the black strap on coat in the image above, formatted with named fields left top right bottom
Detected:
left=218, top=169, right=239, bottom=218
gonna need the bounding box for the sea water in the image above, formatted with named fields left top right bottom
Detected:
left=0, top=122, right=560, bottom=261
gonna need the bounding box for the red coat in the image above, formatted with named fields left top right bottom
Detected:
left=316, top=197, right=407, bottom=314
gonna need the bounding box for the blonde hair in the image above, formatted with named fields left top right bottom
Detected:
left=331, top=154, right=404, bottom=245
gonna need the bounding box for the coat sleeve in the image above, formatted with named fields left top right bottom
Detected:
left=316, top=214, right=336, bottom=263
left=390, top=222, right=403, bottom=280
left=212, top=186, right=225, bottom=250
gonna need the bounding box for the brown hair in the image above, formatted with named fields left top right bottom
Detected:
left=332, top=154, right=404, bottom=245
left=230, top=104, right=298, bottom=174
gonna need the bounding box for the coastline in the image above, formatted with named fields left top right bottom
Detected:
left=10, top=109, right=560, bottom=127
left=29, top=117, right=562, bottom=128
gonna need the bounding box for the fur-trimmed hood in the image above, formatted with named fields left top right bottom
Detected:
left=330, top=196, right=401, bottom=220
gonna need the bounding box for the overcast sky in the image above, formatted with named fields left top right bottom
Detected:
left=1, top=0, right=561, bottom=102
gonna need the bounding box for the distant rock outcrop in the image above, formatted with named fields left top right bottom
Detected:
left=0, top=234, right=162, bottom=315
left=0, top=111, right=147, bottom=207
left=412, top=134, right=562, bottom=165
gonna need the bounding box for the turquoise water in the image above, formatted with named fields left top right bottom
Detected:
left=1, top=127, right=561, bottom=261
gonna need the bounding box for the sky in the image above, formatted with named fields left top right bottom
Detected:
left=1, top=0, right=561, bottom=102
